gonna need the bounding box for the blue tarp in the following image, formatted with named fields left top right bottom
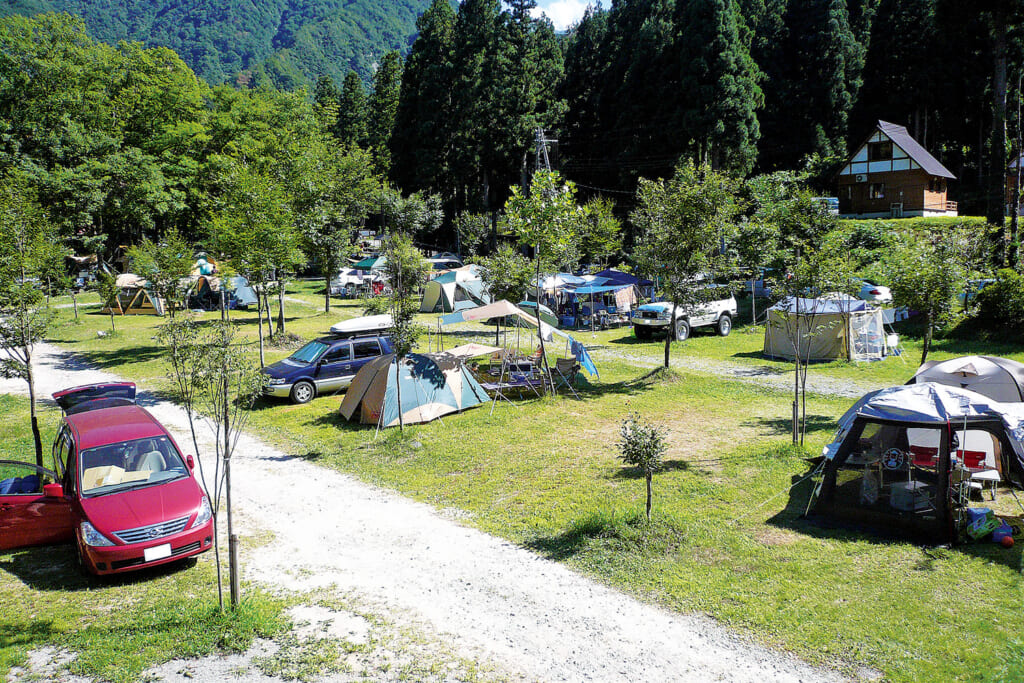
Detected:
left=594, top=269, right=653, bottom=287
left=572, top=284, right=628, bottom=296
left=568, top=336, right=599, bottom=378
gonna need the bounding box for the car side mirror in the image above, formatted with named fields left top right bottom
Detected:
left=43, top=483, right=64, bottom=498
left=186, top=455, right=195, bottom=471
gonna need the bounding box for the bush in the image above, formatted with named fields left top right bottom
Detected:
left=362, top=295, right=389, bottom=315
left=970, top=268, right=1024, bottom=335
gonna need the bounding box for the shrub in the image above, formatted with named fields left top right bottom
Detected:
left=971, top=268, right=1024, bottom=335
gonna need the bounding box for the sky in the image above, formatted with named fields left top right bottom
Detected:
left=531, top=0, right=590, bottom=31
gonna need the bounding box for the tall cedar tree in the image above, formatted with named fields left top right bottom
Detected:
left=313, top=75, right=342, bottom=134
left=338, top=70, right=368, bottom=148
left=367, top=51, right=403, bottom=177
left=390, top=0, right=456, bottom=200
left=674, top=0, right=762, bottom=174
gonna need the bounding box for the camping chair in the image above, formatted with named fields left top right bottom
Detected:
left=959, top=449, right=999, bottom=500
left=553, top=357, right=582, bottom=399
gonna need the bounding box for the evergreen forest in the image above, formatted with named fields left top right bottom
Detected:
left=0, top=1, right=1021, bottom=261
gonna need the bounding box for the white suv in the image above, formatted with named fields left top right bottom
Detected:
left=631, top=290, right=737, bottom=341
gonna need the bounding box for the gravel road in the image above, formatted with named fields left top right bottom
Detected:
left=2, top=343, right=850, bottom=682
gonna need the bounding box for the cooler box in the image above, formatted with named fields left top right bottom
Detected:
left=890, top=481, right=931, bottom=512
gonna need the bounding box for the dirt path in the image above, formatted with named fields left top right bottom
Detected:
left=2, top=343, right=848, bottom=682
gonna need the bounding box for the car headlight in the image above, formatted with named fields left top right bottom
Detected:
left=80, top=521, right=114, bottom=547
left=267, top=377, right=287, bottom=385
left=657, top=311, right=671, bottom=320
left=191, top=496, right=213, bottom=528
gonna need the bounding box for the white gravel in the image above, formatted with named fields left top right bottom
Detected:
left=2, top=343, right=849, bottom=682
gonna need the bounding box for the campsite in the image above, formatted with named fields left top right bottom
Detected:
left=2, top=279, right=1020, bottom=682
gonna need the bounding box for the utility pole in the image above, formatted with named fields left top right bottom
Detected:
left=534, top=127, right=556, bottom=172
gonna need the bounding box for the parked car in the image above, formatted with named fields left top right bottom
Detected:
left=631, top=289, right=737, bottom=341
left=262, top=334, right=394, bottom=404
left=854, top=278, right=892, bottom=304
left=958, top=278, right=996, bottom=306
left=0, top=382, right=213, bottom=575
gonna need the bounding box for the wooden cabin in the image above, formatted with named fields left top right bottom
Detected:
left=836, top=120, right=957, bottom=218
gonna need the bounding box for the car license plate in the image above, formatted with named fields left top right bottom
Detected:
left=144, top=543, right=171, bottom=562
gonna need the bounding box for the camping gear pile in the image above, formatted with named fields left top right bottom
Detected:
left=529, top=270, right=649, bottom=330
left=808, top=379, right=1024, bottom=545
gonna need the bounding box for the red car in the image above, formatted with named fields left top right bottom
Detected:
left=0, top=382, right=213, bottom=575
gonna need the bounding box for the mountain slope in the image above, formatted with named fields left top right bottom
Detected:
left=0, top=0, right=431, bottom=87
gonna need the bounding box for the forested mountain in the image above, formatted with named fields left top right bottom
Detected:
left=0, top=0, right=432, bottom=88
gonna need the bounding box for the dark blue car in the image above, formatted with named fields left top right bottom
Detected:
left=262, top=335, right=393, bottom=404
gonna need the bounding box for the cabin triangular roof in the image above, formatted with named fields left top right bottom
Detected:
left=876, top=120, right=954, bottom=178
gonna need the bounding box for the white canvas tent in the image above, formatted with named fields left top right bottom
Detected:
left=909, top=355, right=1024, bottom=402
left=764, top=295, right=887, bottom=362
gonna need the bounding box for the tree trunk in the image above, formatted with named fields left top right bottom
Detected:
left=534, top=254, right=550, bottom=395
left=27, top=361, right=42, bottom=468
left=664, top=306, right=674, bottom=369
left=395, top=356, right=403, bottom=431
left=256, top=288, right=266, bottom=368
left=324, top=272, right=331, bottom=313
left=921, top=315, right=933, bottom=366
left=276, top=282, right=286, bottom=334
left=71, top=291, right=79, bottom=320
left=645, top=472, right=652, bottom=521
left=990, top=12, right=1009, bottom=230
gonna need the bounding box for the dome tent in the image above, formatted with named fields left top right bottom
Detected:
left=419, top=265, right=490, bottom=313
left=339, top=352, right=489, bottom=428
left=908, top=355, right=1024, bottom=402
left=809, top=383, right=1024, bottom=543
left=763, top=294, right=887, bottom=362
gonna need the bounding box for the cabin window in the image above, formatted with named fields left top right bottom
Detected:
left=929, top=178, right=945, bottom=193
left=869, top=183, right=885, bottom=200
left=868, top=141, right=893, bottom=161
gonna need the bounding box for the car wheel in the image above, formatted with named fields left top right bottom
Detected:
left=674, top=320, right=690, bottom=342
left=635, top=325, right=650, bottom=341
left=290, top=380, right=315, bottom=404
left=716, top=314, right=732, bottom=336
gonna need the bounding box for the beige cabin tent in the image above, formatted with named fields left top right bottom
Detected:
left=101, top=274, right=166, bottom=316
left=763, top=295, right=886, bottom=362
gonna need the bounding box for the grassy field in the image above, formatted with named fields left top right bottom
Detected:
left=4, top=282, right=1024, bottom=681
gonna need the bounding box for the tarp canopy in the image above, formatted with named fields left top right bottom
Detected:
left=516, top=301, right=559, bottom=327
left=440, top=300, right=565, bottom=342
left=594, top=268, right=653, bottom=287
left=909, top=355, right=1024, bottom=403
left=441, top=343, right=503, bottom=359
left=338, top=352, right=489, bottom=427
left=572, top=284, right=625, bottom=296
left=353, top=256, right=386, bottom=270
left=420, top=265, right=490, bottom=313
left=810, top=383, right=1024, bottom=543
left=764, top=295, right=884, bottom=362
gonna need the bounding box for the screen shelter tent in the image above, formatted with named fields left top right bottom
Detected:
left=763, top=295, right=887, bottom=362
left=808, top=383, right=1024, bottom=543
left=908, top=356, right=1024, bottom=402
left=184, top=275, right=257, bottom=311
left=100, top=274, right=166, bottom=316
left=419, top=265, right=490, bottom=313
left=338, top=352, right=489, bottom=428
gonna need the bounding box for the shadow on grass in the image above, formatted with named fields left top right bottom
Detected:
left=610, top=459, right=691, bottom=479
left=747, top=414, right=836, bottom=437
left=0, top=544, right=199, bottom=592
left=766, top=468, right=1024, bottom=573
left=525, top=510, right=651, bottom=561
left=51, top=346, right=165, bottom=372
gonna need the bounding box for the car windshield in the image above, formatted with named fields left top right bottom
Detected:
left=79, top=435, right=188, bottom=497
left=288, top=340, right=329, bottom=364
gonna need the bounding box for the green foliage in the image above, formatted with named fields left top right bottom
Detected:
left=454, top=212, right=493, bottom=257
left=125, top=227, right=194, bottom=317
left=477, top=242, right=533, bottom=303
left=579, top=197, right=622, bottom=268
left=381, top=232, right=430, bottom=358
left=506, top=170, right=586, bottom=273
left=362, top=294, right=390, bottom=315
left=970, top=268, right=1024, bottom=336
left=367, top=51, right=403, bottom=177
left=338, top=71, right=368, bottom=147
left=616, top=412, right=667, bottom=521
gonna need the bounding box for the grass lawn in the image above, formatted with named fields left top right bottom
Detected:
left=0, top=396, right=289, bottom=682
left=6, top=280, right=1024, bottom=681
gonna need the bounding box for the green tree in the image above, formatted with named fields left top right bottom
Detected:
left=313, top=75, right=341, bottom=133
left=477, top=242, right=533, bottom=304
left=380, top=187, right=444, bottom=248
left=617, top=412, right=667, bottom=522
left=367, top=51, right=403, bottom=176
left=292, top=142, right=379, bottom=313
left=505, top=171, right=586, bottom=392
left=126, top=227, right=195, bottom=318
left=338, top=70, right=368, bottom=148
left=381, top=232, right=431, bottom=430
left=673, top=0, right=763, bottom=174
left=94, top=271, right=121, bottom=334
left=632, top=161, right=740, bottom=368
left=579, top=197, right=622, bottom=269
left=0, top=173, right=60, bottom=467
left=884, top=230, right=969, bottom=365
